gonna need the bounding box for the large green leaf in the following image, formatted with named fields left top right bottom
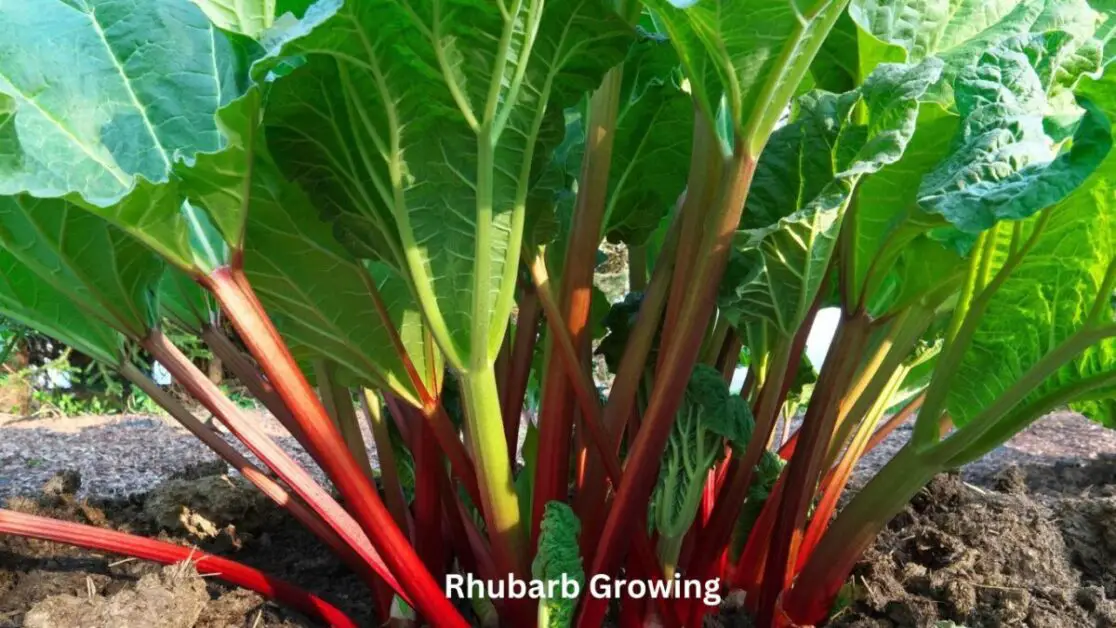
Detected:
left=0, top=248, right=124, bottom=366
left=0, top=196, right=163, bottom=339
left=644, top=0, right=854, bottom=153
left=603, top=36, right=693, bottom=246
left=809, top=9, right=862, bottom=93
left=0, top=0, right=253, bottom=204
left=719, top=60, right=942, bottom=336
left=260, top=0, right=631, bottom=370
left=849, top=0, right=1102, bottom=102
left=845, top=104, right=959, bottom=308
left=847, top=30, right=1111, bottom=310
left=241, top=160, right=437, bottom=407
left=947, top=74, right=1116, bottom=428
left=918, top=35, right=1111, bottom=233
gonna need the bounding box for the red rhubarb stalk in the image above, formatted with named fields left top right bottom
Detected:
left=413, top=409, right=447, bottom=580
left=201, top=268, right=467, bottom=626
left=756, top=313, right=873, bottom=625
left=579, top=150, right=756, bottom=628
left=528, top=255, right=672, bottom=595
left=0, top=509, right=359, bottom=628
left=795, top=389, right=924, bottom=574
left=199, top=324, right=311, bottom=452
left=574, top=214, right=677, bottom=551
left=501, top=281, right=540, bottom=459
left=531, top=67, right=623, bottom=548
left=120, top=363, right=380, bottom=587
left=142, top=329, right=409, bottom=596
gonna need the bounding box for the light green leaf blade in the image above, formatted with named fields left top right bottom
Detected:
left=810, top=10, right=862, bottom=93
left=947, top=74, right=1116, bottom=428
left=846, top=103, right=959, bottom=308
left=719, top=61, right=941, bottom=336
left=0, top=196, right=163, bottom=339
left=865, top=235, right=964, bottom=316
left=189, top=0, right=287, bottom=36
left=261, top=0, right=632, bottom=369
left=0, top=0, right=253, bottom=204
left=241, top=160, right=436, bottom=407
left=159, top=265, right=217, bottom=335
left=0, top=248, right=124, bottom=366
left=603, top=36, right=693, bottom=246
left=644, top=0, right=853, bottom=153
left=849, top=0, right=1102, bottom=102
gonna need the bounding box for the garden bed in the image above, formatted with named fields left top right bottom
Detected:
left=3, top=415, right=1116, bottom=627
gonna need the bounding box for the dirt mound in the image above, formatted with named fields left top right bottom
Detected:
left=144, top=474, right=278, bottom=549
left=0, top=470, right=369, bottom=627
left=833, top=459, right=1116, bottom=627
left=23, top=563, right=208, bottom=628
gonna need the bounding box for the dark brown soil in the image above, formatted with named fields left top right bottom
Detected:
left=0, top=462, right=374, bottom=627
left=5, top=456, right=1116, bottom=627
left=830, top=456, right=1116, bottom=627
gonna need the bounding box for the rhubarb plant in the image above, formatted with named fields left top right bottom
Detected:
left=0, top=0, right=1114, bottom=627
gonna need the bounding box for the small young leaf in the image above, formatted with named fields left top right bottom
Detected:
left=532, top=502, right=584, bottom=628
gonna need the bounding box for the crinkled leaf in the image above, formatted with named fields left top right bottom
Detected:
left=919, top=36, right=1111, bottom=234
left=531, top=501, right=584, bottom=628
left=651, top=365, right=746, bottom=538
left=261, top=0, right=632, bottom=368
left=948, top=77, right=1116, bottom=427
left=720, top=61, right=941, bottom=336
left=644, top=0, right=854, bottom=153
left=849, top=32, right=1110, bottom=310
left=849, top=0, right=1102, bottom=103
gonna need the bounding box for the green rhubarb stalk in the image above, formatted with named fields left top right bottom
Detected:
left=315, top=359, right=374, bottom=481
left=912, top=212, right=1053, bottom=447
left=785, top=443, right=937, bottom=623
left=460, top=363, right=528, bottom=577
left=822, top=305, right=935, bottom=468
left=790, top=321, right=1116, bottom=624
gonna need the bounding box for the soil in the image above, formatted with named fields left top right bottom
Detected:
left=3, top=423, right=1116, bottom=626
left=829, top=457, right=1116, bottom=628
left=0, top=464, right=374, bottom=628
